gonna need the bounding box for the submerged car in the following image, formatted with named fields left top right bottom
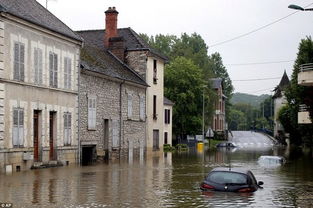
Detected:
left=200, top=167, right=263, bottom=192
left=258, top=156, right=285, bottom=166
left=216, top=142, right=236, bottom=148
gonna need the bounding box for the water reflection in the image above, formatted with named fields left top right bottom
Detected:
left=0, top=148, right=312, bottom=207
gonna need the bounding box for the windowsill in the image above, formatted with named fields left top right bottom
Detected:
left=87, top=128, right=96, bottom=131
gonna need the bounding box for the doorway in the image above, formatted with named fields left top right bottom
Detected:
left=49, top=111, right=56, bottom=160
left=153, top=130, right=159, bottom=151
left=82, top=145, right=96, bottom=165
left=33, top=110, right=41, bottom=162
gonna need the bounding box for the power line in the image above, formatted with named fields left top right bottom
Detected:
left=246, top=87, right=275, bottom=94
left=226, top=60, right=294, bottom=66
left=233, top=77, right=281, bottom=82
left=208, top=2, right=313, bottom=48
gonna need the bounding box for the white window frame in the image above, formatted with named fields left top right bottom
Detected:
left=12, top=108, right=24, bottom=147
left=13, top=42, right=25, bottom=81
left=64, top=112, right=72, bottom=146
left=64, top=57, right=72, bottom=89
left=49, top=52, right=58, bottom=88
left=34, top=47, right=43, bottom=85
left=88, top=96, right=96, bottom=130
left=127, top=94, right=133, bottom=119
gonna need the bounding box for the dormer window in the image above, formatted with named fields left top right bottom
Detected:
left=153, top=59, right=158, bottom=84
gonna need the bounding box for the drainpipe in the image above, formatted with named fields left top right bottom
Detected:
left=119, top=80, right=125, bottom=159
left=77, top=62, right=81, bottom=165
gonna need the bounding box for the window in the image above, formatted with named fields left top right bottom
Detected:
left=13, top=42, right=25, bottom=81
left=88, top=97, right=96, bottom=129
left=153, top=95, right=157, bottom=120
left=153, top=59, right=157, bottom=84
left=127, top=94, right=133, bottom=118
left=34, top=48, right=43, bottom=84
left=64, top=57, right=72, bottom=89
left=164, top=132, right=168, bottom=144
left=64, top=112, right=72, bottom=146
left=164, top=109, right=171, bottom=124
left=49, top=52, right=58, bottom=88
left=139, top=96, right=145, bottom=120
left=13, top=108, right=24, bottom=147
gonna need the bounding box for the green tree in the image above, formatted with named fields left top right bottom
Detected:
left=228, top=109, right=246, bottom=130
left=164, top=57, right=209, bottom=137
left=282, top=36, right=313, bottom=146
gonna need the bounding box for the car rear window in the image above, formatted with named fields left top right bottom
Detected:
left=207, top=171, right=247, bottom=184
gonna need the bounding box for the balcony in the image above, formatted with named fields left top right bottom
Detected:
left=298, top=104, right=312, bottom=124
left=298, top=63, right=313, bottom=86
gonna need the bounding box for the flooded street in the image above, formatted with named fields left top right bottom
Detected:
left=1, top=133, right=313, bottom=207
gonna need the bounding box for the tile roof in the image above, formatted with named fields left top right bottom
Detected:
left=164, top=97, right=174, bottom=106
left=80, top=44, right=148, bottom=87
left=273, top=71, right=290, bottom=99
left=210, top=78, right=223, bottom=89
left=76, top=28, right=168, bottom=61
left=0, top=0, right=82, bottom=41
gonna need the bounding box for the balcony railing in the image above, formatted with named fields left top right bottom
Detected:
left=298, top=63, right=313, bottom=86
left=300, top=63, right=313, bottom=72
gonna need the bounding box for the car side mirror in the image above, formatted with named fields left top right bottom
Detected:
left=258, top=181, right=264, bottom=186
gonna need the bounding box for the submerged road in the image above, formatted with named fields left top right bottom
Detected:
left=229, top=131, right=274, bottom=149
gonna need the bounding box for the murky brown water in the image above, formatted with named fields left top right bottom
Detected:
left=0, top=146, right=313, bottom=208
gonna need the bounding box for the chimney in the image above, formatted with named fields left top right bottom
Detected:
left=104, top=7, right=119, bottom=48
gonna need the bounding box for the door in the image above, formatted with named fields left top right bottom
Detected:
left=153, top=130, right=159, bottom=151
left=49, top=112, right=56, bottom=160
left=103, top=119, right=109, bottom=160
left=33, top=111, right=40, bottom=161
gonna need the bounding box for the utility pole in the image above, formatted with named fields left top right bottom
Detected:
left=202, top=88, right=205, bottom=141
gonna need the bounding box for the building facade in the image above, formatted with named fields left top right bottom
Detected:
left=0, top=0, right=82, bottom=173
left=210, top=78, right=227, bottom=138
left=272, top=71, right=290, bottom=138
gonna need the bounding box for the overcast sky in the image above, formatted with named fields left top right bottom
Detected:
left=37, top=0, right=313, bottom=95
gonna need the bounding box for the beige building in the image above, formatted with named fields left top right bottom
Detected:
left=272, top=71, right=290, bottom=137
left=0, top=0, right=82, bottom=173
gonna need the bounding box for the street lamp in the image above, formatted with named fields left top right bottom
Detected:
left=288, top=4, right=313, bottom=11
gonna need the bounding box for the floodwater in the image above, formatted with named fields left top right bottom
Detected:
left=1, top=134, right=313, bottom=207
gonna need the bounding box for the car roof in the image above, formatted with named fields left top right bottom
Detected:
left=210, top=167, right=250, bottom=174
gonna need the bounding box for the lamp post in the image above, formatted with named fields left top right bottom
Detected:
left=288, top=4, right=313, bottom=11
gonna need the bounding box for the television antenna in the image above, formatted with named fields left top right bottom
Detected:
left=45, top=0, right=57, bottom=9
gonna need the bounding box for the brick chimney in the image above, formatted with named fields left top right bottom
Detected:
left=104, top=7, right=118, bottom=48
left=104, top=7, right=125, bottom=61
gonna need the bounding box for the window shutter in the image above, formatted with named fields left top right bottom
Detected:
left=168, top=110, right=170, bottom=124
left=54, top=54, right=58, bottom=88
left=127, top=94, right=132, bottom=118
left=38, top=49, right=43, bottom=84
left=64, top=58, right=68, bottom=88
left=34, top=49, right=38, bottom=84
left=88, top=98, right=96, bottom=129
left=68, top=59, right=72, bottom=89
left=49, top=53, right=53, bottom=87
left=140, top=96, right=144, bottom=120
left=20, top=44, right=25, bottom=81
left=13, top=43, right=19, bottom=80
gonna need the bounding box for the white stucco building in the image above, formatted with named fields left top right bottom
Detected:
left=0, top=0, right=82, bottom=173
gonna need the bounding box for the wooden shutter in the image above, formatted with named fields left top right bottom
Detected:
left=88, top=98, right=96, bottom=129
left=13, top=43, right=19, bottom=80
left=49, top=53, right=53, bottom=87
left=140, top=96, right=144, bottom=120
left=18, top=110, right=24, bottom=146
left=19, top=44, right=25, bottom=81
left=112, top=120, right=119, bottom=147
left=64, top=58, right=68, bottom=88
left=12, top=109, right=19, bottom=146
left=38, top=49, right=43, bottom=84
left=53, top=54, right=58, bottom=88
left=34, top=48, right=38, bottom=83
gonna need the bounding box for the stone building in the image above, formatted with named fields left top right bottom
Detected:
left=77, top=17, right=148, bottom=163
left=210, top=78, right=227, bottom=138
left=77, top=7, right=172, bottom=156
left=0, top=0, right=82, bottom=173
left=272, top=71, right=290, bottom=138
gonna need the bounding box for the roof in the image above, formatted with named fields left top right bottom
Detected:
left=76, top=28, right=168, bottom=61
left=164, top=97, right=174, bottom=106
left=0, top=0, right=82, bottom=42
left=273, top=71, right=290, bottom=99
left=80, top=44, right=148, bottom=87
left=210, top=78, right=223, bottom=89
left=211, top=167, right=249, bottom=174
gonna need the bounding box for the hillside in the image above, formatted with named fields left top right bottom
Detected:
left=231, top=93, right=270, bottom=107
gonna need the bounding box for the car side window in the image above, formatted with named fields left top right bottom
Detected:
left=247, top=171, right=257, bottom=185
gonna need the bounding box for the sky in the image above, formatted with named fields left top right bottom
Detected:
left=37, top=0, right=313, bottom=95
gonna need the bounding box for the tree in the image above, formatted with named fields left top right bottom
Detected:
left=282, top=36, right=313, bottom=146
left=228, top=109, right=246, bottom=130
left=164, top=57, right=209, bottom=137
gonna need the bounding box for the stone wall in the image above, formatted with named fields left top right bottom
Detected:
left=125, top=51, right=147, bottom=80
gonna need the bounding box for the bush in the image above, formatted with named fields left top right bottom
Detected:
left=176, top=143, right=188, bottom=151
left=163, top=144, right=176, bottom=152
